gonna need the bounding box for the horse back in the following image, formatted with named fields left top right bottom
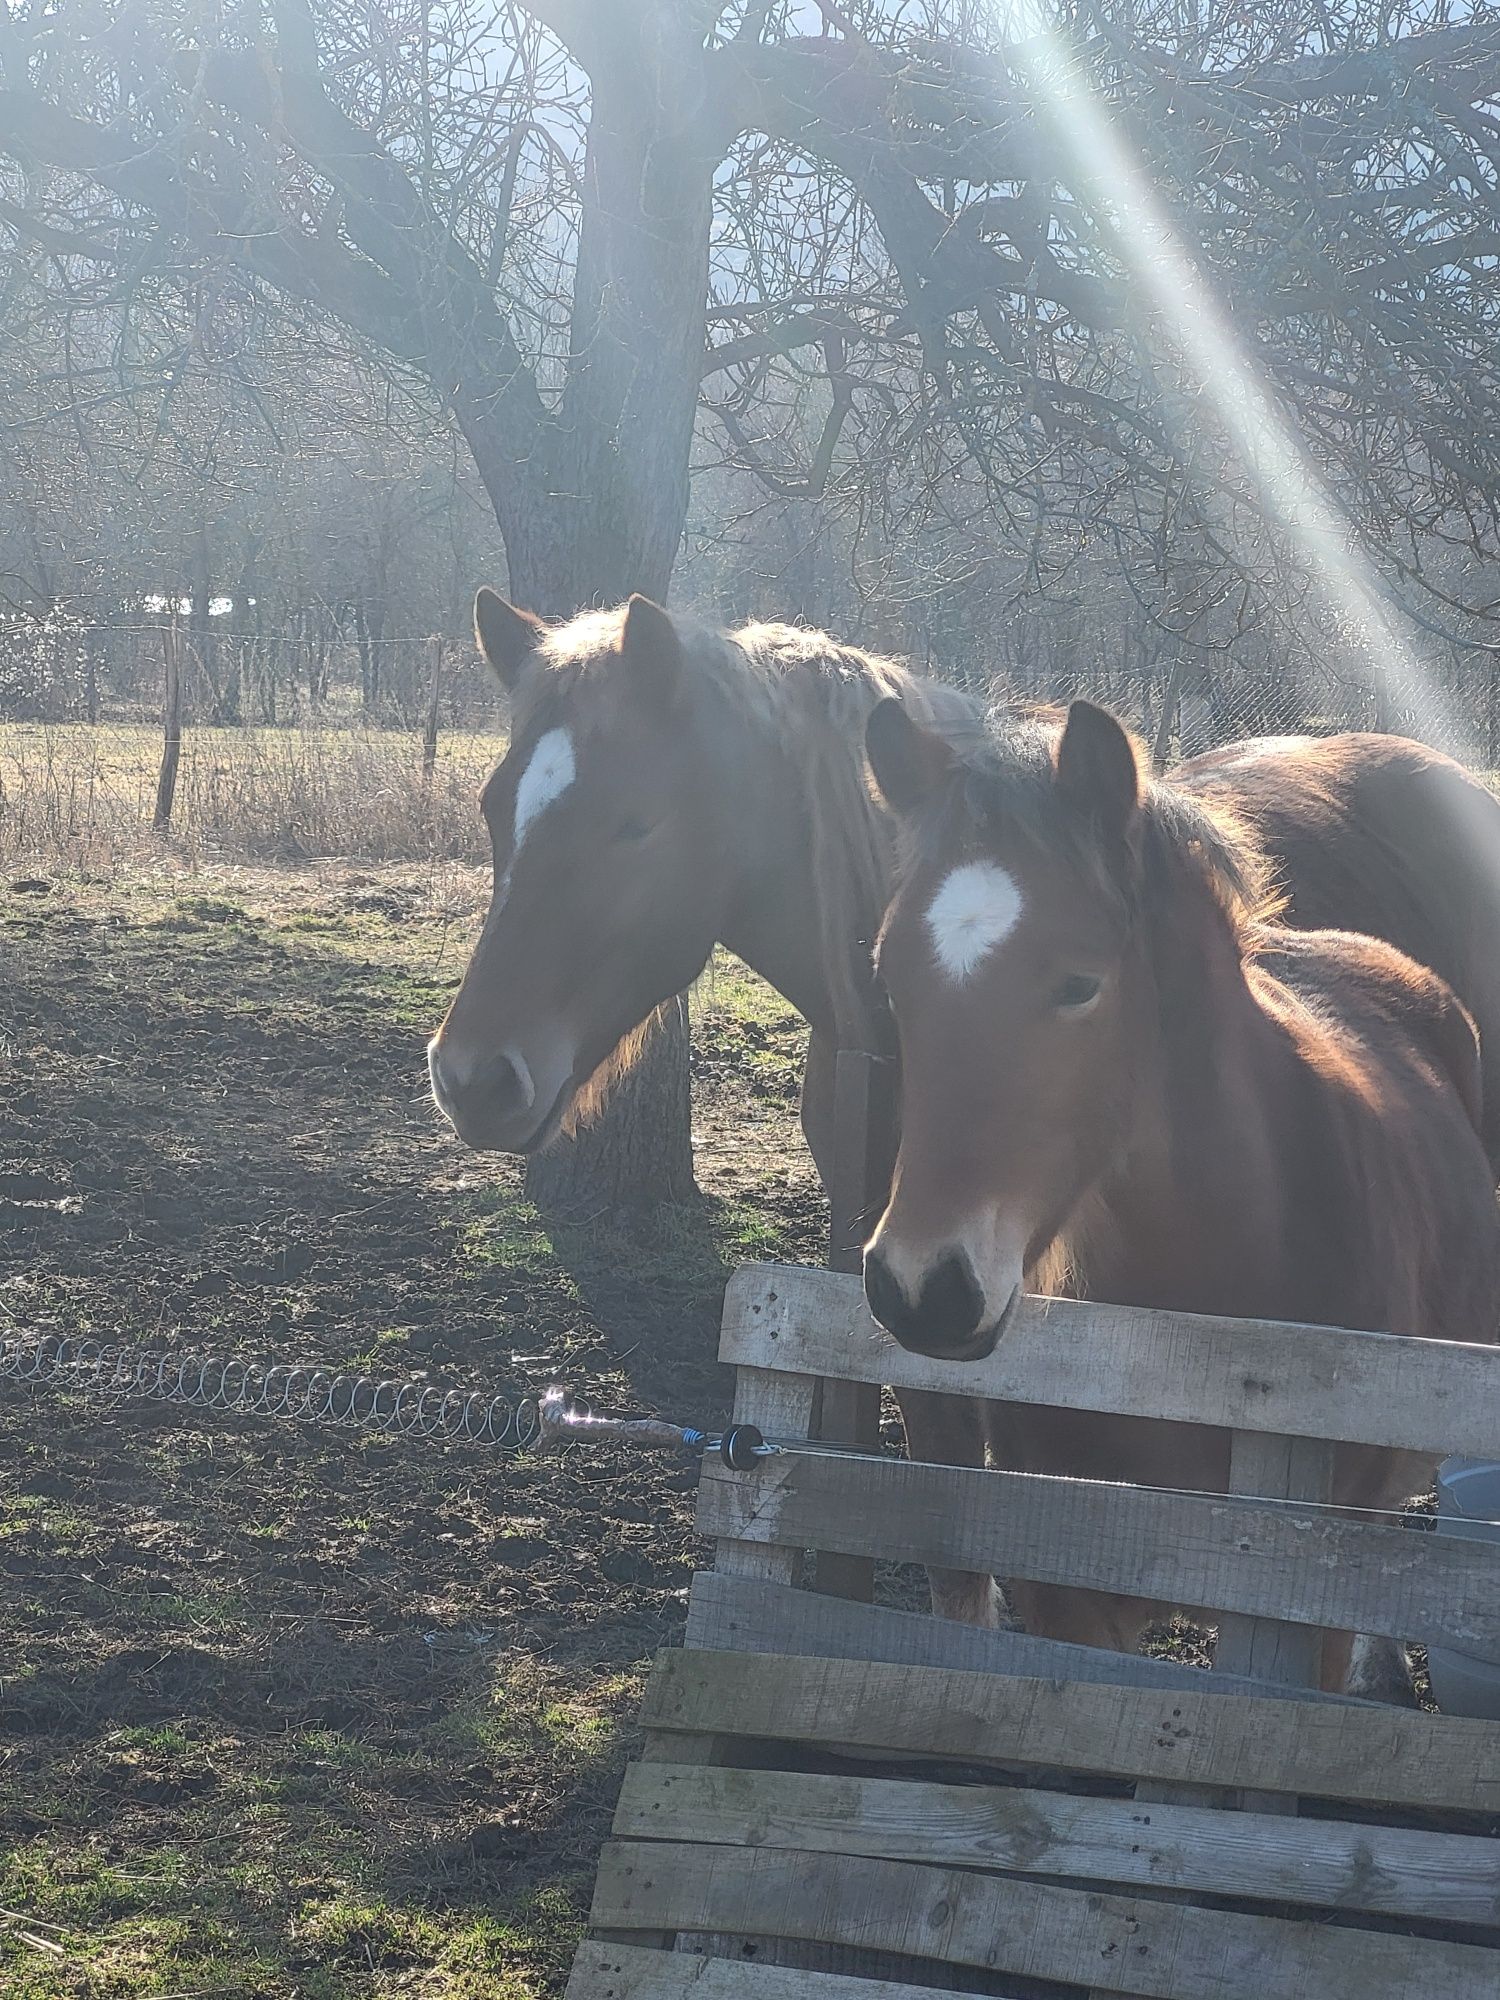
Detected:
left=1183, top=731, right=1500, bottom=1167
left=1258, top=925, right=1485, bottom=1138
left=1252, top=925, right=1499, bottom=1346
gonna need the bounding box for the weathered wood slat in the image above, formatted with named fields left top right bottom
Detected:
left=591, top=1841, right=1500, bottom=2000
left=713, top=1367, right=818, bottom=1587
left=567, top=1941, right=980, bottom=2000
left=811, top=1050, right=892, bottom=1603
left=684, top=1572, right=1359, bottom=1705
left=615, top=1764, right=1500, bottom=1925
left=696, top=1450, right=1500, bottom=1660
left=721, top=1263, right=1500, bottom=1458
left=1214, top=1432, right=1333, bottom=1690
left=642, top=1651, right=1500, bottom=1811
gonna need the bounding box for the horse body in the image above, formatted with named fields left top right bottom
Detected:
left=863, top=701, right=1500, bottom=1693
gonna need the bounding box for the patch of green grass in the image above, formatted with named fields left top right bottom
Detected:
left=421, top=1697, right=524, bottom=1764
left=697, top=948, right=802, bottom=1033
left=278, top=910, right=356, bottom=934
left=0, top=1842, right=192, bottom=1928
left=287, top=1728, right=390, bottom=1772
left=442, top=1883, right=588, bottom=1995
left=156, top=893, right=251, bottom=928
left=456, top=1201, right=562, bottom=1281
left=0, top=1498, right=90, bottom=1551
left=107, top=1723, right=195, bottom=1756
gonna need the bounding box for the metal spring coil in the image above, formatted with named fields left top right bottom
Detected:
left=0, top=1332, right=542, bottom=1452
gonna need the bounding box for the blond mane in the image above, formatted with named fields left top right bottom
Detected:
left=725, top=620, right=986, bottom=1049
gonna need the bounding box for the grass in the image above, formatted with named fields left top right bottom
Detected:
left=0, top=720, right=507, bottom=868
left=0, top=859, right=823, bottom=1999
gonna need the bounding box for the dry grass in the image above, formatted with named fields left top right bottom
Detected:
left=0, top=722, right=505, bottom=869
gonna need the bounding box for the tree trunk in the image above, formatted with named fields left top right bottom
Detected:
left=474, top=19, right=716, bottom=1218
left=523, top=999, right=696, bottom=1216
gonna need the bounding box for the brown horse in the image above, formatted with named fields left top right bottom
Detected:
left=862, top=697, right=1500, bottom=1695
left=428, top=590, right=982, bottom=1177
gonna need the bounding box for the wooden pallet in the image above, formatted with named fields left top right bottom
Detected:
left=567, top=1259, right=1500, bottom=2000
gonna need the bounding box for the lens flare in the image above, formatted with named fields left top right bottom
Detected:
left=999, top=6, right=1444, bottom=742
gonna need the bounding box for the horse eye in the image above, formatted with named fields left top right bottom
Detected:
left=614, top=816, right=655, bottom=844
left=1054, top=973, right=1102, bottom=1012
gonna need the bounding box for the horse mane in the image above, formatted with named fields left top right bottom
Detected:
left=946, top=706, right=1284, bottom=941
left=727, top=622, right=987, bottom=1047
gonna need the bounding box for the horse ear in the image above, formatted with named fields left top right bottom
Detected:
left=474, top=587, right=545, bottom=690
left=866, top=697, right=958, bottom=815
left=1055, top=701, right=1140, bottom=835
left=619, top=594, right=683, bottom=705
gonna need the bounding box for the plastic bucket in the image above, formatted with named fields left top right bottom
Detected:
left=1424, top=1456, right=1500, bottom=1719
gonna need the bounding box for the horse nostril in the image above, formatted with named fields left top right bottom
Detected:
left=474, top=1049, right=535, bottom=1123
left=865, top=1244, right=986, bottom=1357
left=863, top=1249, right=908, bottom=1336
left=917, top=1250, right=985, bottom=1352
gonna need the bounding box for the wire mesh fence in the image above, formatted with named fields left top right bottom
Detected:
left=3, top=615, right=1497, bottom=872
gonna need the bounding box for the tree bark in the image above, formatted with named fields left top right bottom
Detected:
left=501, top=15, right=715, bottom=1216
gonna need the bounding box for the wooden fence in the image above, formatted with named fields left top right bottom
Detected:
left=565, top=1257, right=1500, bottom=2000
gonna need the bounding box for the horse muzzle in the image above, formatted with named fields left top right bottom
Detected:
left=864, top=1245, right=1019, bottom=1361
left=427, top=1037, right=558, bottom=1153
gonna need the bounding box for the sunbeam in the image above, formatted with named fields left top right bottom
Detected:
left=998, top=3, right=1448, bottom=743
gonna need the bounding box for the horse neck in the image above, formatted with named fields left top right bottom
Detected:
left=1083, top=878, right=1292, bottom=1316
left=709, top=659, right=897, bottom=1050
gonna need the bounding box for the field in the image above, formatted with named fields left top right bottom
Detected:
left=0, top=858, right=825, bottom=1998
left=0, top=723, right=507, bottom=868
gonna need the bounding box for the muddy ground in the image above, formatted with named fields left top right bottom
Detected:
left=0, top=863, right=824, bottom=1998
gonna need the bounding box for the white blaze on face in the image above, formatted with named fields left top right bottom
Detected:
left=925, top=861, right=1024, bottom=982
left=513, top=727, right=577, bottom=856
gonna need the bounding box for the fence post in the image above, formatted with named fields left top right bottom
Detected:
left=1152, top=651, right=1187, bottom=771
left=421, top=635, right=444, bottom=787
left=810, top=1048, right=897, bottom=1601
left=153, top=620, right=183, bottom=832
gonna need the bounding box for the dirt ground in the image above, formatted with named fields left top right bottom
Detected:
left=0, top=862, right=824, bottom=1998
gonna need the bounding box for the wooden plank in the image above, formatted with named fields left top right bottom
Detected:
left=811, top=1050, right=893, bottom=1603
left=721, top=1262, right=1500, bottom=1459
left=615, top=1764, right=1500, bottom=1926
left=642, top=1651, right=1500, bottom=1811
left=1214, top=1433, right=1333, bottom=1689
left=713, top=1368, right=817, bottom=1587
left=684, top=1572, right=1360, bottom=1705
left=695, top=1449, right=1500, bottom=1660
left=591, top=1841, right=1500, bottom=2000
left=567, top=1941, right=986, bottom=2000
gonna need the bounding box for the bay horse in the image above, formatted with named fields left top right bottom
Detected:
left=428, top=590, right=1500, bottom=1629
left=861, top=696, right=1500, bottom=1696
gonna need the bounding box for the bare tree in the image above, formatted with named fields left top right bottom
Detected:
left=5, top=0, right=1500, bottom=1206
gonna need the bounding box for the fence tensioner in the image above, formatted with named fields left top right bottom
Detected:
left=537, top=1386, right=778, bottom=1469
